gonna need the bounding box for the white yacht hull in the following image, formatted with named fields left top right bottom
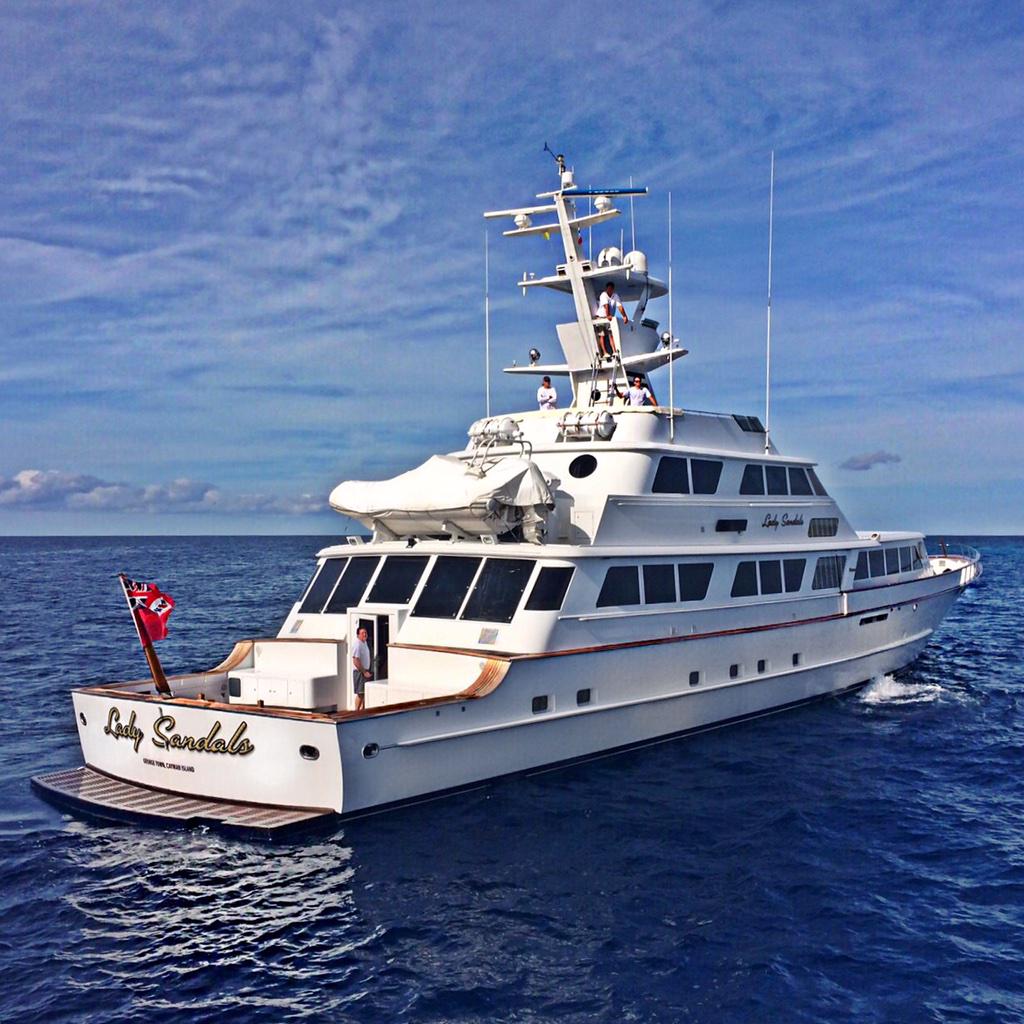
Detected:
left=60, top=570, right=966, bottom=822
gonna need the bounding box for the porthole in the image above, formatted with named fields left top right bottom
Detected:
left=532, top=695, right=549, bottom=714
left=569, top=454, right=597, bottom=479
left=576, top=688, right=592, bottom=706
left=299, top=744, right=320, bottom=761
left=78, top=712, right=87, bottom=727
left=688, top=671, right=700, bottom=687
left=729, top=664, right=740, bottom=679
left=362, top=742, right=380, bottom=759
left=757, top=659, right=767, bottom=674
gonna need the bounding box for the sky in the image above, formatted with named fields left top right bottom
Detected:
left=1, top=0, right=1021, bottom=535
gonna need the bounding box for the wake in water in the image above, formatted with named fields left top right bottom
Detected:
left=859, top=674, right=945, bottom=706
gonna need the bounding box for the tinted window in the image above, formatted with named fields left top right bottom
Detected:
left=324, top=557, right=380, bottom=614
left=869, top=550, right=885, bottom=577
left=678, top=563, right=713, bottom=601
left=759, top=560, right=783, bottom=595
left=812, top=555, right=845, bottom=590
left=652, top=456, right=689, bottom=494
left=885, top=548, right=900, bottom=575
left=807, top=468, right=828, bottom=496
left=299, top=558, right=347, bottom=613
left=569, top=454, right=597, bottom=479
left=716, top=519, right=747, bottom=533
left=809, top=517, right=839, bottom=538
left=597, top=566, right=641, bottom=607
left=913, top=547, right=924, bottom=570
left=783, top=558, right=806, bottom=592
left=525, top=566, right=575, bottom=611
left=765, top=466, right=788, bottom=495
left=412, top=557, right=481, bottom=618
left=899, top=546, right=913, bottom=572
left=643, top=564, right=676, bottom=604
left=854, top=552, right=869, bottom=580
left=691, top=459, right=723, bottom=494
left=461, top=559, right=533, bottom=623
left=367, top=556, right=429, bottom=604
left=731, top=561, right=758, bottom=598
left=788, top=467, right=813, bottom=495
left=740, top=465, right=765, bottom=495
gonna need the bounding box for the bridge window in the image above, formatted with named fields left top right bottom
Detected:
left=367, top=555, right=429, bottom=604
left=885, top=548, right=900, bottom=575
left=678, top=563, right=714, bottom=601
left=758, top=560, right=783, bottom=595
left=324, top=557, right=381, bottom=614
left=783, top=558, right=806, bottom=592
left=652, top=456, right=689, bottom=494
left=869, top=550, right=885, bottom=577
left=643, top=563, right=677, bottom=604
left=765, top=466, right=788, bottom=495
left=739, top=465, right=765, bottom=495
left=807, top=468, right=828, bottom=496
left=597, top=565, right=641, bottom=608
left=788, top=468, right=813, bottom=495
left=525, top=566, right=575, bottom=611
left=899, top=546, right=913, bottom=572
left=690, top=459, right=723, bottom=494
left=299, top=558, right=348, bottom=613
left=731, top=561, right=758, bottom=598
left=854, top=552, right=869, bottom=580
left=412, top=556, right=482, bottom=619
left=461, top=558, right=534, bottom=623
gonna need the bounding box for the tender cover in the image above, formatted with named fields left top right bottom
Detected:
left=329, top=455, right=554, bottom=537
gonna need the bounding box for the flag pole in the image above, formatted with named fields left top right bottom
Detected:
left=118, top=573, right=171, bottom=695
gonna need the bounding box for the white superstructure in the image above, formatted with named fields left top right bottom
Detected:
left=41, top=156, right=982, bottom=828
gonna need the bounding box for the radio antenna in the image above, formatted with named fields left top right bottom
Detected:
left=668, top=190, right=675, bottom=441
left=484, top=228, right=491, bottom=417
left=764, top=151, right=775, bottom=454
left=629, top=174, right=636, bottom=250
left=542, top=142, right=565, bottom=175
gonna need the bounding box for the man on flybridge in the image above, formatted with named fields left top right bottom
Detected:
left=594, top=281, right=629, bottom=360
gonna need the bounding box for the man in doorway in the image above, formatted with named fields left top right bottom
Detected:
left=594, top=281, right=629, bottom=360
left=351, top=626, right=372, bottom=711
left=536, top=375, right=557, bottom=410
left=627, top=375, right=655, bottom=407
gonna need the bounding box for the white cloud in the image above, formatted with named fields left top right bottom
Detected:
left=840, top=451, right=903, bottom=472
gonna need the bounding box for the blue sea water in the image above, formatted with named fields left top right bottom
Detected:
left=0, top=535, right=1022, bottom=1024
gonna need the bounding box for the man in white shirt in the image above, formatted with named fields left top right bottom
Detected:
left=351, top=626, right=372, bottom=710
left=536, top=375, right=557, bottom=410
left=627, top=375, right=655, bottom=407
left=594, top=281, right=629, bottom=360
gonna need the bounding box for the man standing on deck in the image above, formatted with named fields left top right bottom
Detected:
left=536, top=375, right=558, bottom=410
left=352, top=626, right=372, bottom=711
left=627, top=376, right=655, bottom=407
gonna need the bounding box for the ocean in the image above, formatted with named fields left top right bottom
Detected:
left=0, top=535, right=1021, bottom=1023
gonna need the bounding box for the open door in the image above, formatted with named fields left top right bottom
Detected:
left=355, top=614, right=390, bottom=682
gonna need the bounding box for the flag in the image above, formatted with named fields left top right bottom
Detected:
left=122, top=577, right=175, bottom=644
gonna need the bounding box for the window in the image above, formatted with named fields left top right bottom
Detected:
left=461, top=558, right=534, bottom=623
left=324, top=557, right=380, bottom=614
left=576, top=688, right=591, bottom=705
left=689, top=670, right=700, bottom=687
left=531, top=695, right=549, bottom=713
left=729, top=664, right=741, bottom=679
left=740, top=465, right=765, bottom=495
left=412, top=557, right=481, bottom=618
left=569, top=454, right=597, bottom=479
left=885, top=548, right=900, bottom=575
left=757, top=659, right=767, bottom=674
left=524, top=566, right=575, bottom=611
left=807, top=468, right=828, bottom=496
left=716, top=519, right=747, bottom=533
left=652, top=456, right=689, bottom=494
left=731, top=561, right=758, bottom=598
left=869, top=550, right=885, bottom=577
left=299, top=558, right=347, bottom=613
left=758, top=560, right=783, bottom=595
left=733, top=414, right=765, bottom=432
left=691, top=459, right=723, bottom=495
left=597, top=565, right=641, bottom=607
left=899, top=546, right=913, bottom=572
left=808, top=518, right=839, bottom=538
left=643, top=563, right=677, bottom=604
left=788, top=467, right=813, bottom=495
left=765, top=465, right=788, bottom=495
left=783, top=558, right=806, bottom=592
left=854, top=552, right=869, bottom=580
left=812, top=555, right=845, bottom=590
left=860, top=613, right=889, bottom=625
left=913, top=546, right=924, bottom=570
left=367, top=556, right=429, bottom=604
left=792, top=652, right=802, bottom=666
left=678, top=563, right=714, bottom=601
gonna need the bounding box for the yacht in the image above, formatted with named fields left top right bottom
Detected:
left=34, top=157, right=982, bottom=832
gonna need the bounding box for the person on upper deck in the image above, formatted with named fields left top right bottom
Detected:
left=627, top=375, right=655, bottom=407
left=594, top=282, right=628, bottom=360
left=536, top=375, right=558, bottom=410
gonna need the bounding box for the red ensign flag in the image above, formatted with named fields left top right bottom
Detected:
left=122, top=577, right=175, bottom=644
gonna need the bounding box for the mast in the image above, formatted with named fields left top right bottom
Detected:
left=764, top=150, right=775, bottom=453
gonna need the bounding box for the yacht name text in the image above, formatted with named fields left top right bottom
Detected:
left=761, top=513, right=805, bottom=530
left=102, top=707, right=255, bottom=756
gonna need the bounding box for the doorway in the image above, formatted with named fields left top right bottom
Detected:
left=356, top=614, right=390, bottom=681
